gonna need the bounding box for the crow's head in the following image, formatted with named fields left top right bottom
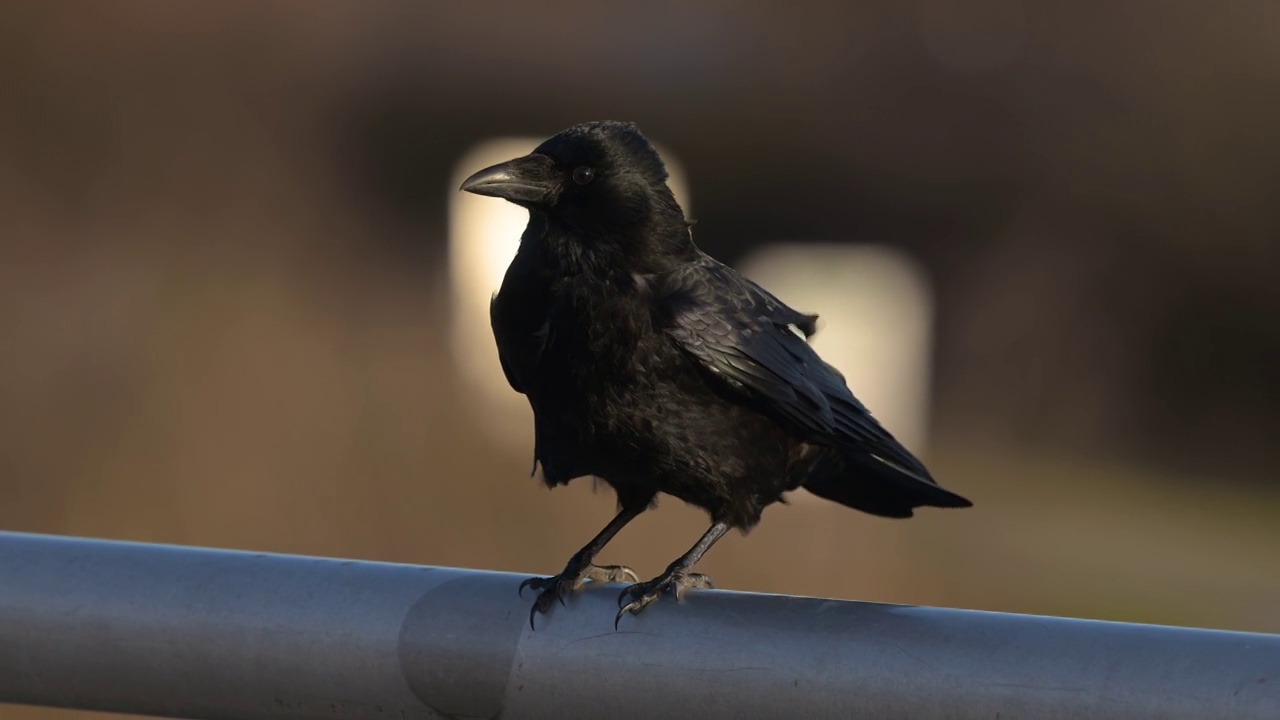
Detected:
left=460, top=121, right=685, bottom=233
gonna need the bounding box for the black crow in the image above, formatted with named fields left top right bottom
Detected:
left=460, top=121, right=971, bottom=629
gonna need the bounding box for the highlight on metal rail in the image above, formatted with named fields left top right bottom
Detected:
left=0, top=531, right=1276, bottom=720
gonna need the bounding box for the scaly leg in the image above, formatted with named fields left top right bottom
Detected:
left=519, top=503, right=645, bottom=629
left=615, top=520, right=729, bottom=628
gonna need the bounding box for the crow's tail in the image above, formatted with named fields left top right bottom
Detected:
left=802, top=446, right=972, bottom=518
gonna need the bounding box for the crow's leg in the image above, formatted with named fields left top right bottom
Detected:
left=519, top=502, right=646, bottom=629
left=615, top=520, right=728, bottom=628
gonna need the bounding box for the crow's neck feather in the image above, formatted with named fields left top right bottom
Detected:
left=530, top=203, right=697, bottom=279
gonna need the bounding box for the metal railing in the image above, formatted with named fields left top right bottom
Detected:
left=0, top=530, right=1276, bottom=719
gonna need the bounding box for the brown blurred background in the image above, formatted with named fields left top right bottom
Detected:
left=2, top=2, right=1278, bottom=718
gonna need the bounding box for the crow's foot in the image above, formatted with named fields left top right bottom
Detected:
left=614, top=570, right=714, bottom=629
left=519, top=563, right=638, bottom=629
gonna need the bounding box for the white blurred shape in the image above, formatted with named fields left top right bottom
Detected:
left=448, top=137, right=689, bottom=447
left=737, top=243, right=935, bottom=461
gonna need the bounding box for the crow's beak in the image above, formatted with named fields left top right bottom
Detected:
left=459, top=153, right=560, bottom=205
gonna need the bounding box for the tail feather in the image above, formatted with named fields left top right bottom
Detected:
left=802, top=446, right=972, bottom=519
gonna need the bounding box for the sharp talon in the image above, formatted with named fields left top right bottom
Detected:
left=526, top=562, right=643, bottom=629
left=614, top=606, right=629, bottom=631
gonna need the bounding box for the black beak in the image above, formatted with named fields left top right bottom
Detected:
left=459, top=153, right=560, bottom=205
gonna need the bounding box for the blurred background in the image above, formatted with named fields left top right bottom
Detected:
left=3, top=2, right=1279, bottom=717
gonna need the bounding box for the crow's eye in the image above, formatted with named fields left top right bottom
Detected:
left=572, top=166, right=595, bottom=185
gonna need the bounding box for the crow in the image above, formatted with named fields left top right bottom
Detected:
left=460, top=121, right=972, bottom=629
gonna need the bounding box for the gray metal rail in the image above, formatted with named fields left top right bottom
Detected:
left=0, top=530, right=1276, bottom=719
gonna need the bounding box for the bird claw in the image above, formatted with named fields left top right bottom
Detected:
left=517, top=576, right=542, bottom=598
left=520, top=563, right=639, bottom=630
left=579, top=564, right=640, bottom=587
left=614, top=571, right=714, bottom=629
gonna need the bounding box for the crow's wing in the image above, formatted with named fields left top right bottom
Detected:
left=659, top=257, right=936, bottom=483
left=490, top=295, right=546, bottom=394
left=489, top=249, right=556, bottom=395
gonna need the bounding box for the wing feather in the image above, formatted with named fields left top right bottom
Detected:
left=660, top=257, right=936, bottom=484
